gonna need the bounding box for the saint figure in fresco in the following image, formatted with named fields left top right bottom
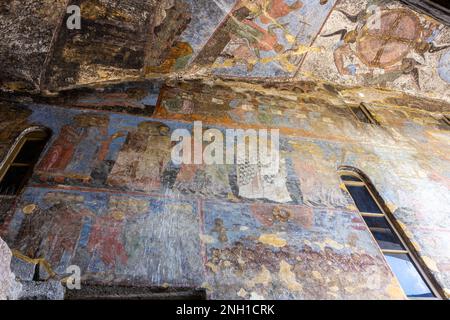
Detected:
left=38, top=125, right=83, bottom=172
left=14, top=193, right=93, bottom=267
left=145, top=0, right=193, bottom=74
left=87, top=209, right=128, bottom=269
left=216, top=0, right=304, bottom=72
left=107, top=121, right=173, bottom=192
left=38, top=114, right=111, bottom=179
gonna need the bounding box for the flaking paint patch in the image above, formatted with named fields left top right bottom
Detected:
left=279, top=260, right=302, bottom=292
left=237, top=288, right=248, bottom=298
left=258, top=234, right=287, bottom=248
left=206, top=262, right=219, bottom=274
left=248, top=266, right=272, bottom=287
left=387, top=278, right=406, bottom=300
left=22, top=204, right=37, bottom=215
left=329, top=286, right=339, bottom=292
left=318, top=239, right=345, bottom=251
left=422, top=256, right=439, bottom=272
left=345, top=286, right=356, bottom=294
left=201, top=282, right=212, bottom=292
left=200, top=234, right=216, bottom=244
left=250, top=292, right=265, bottom=300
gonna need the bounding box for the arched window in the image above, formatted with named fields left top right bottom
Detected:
left=339, top=167, right=440, bottom=299
left=0, top=127, right=50, bottom=196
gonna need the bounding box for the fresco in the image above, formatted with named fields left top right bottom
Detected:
left=0, top=104, right=304, bottom=206
left=106, top=121, right=173, bottom=192
left=203, top=201, right=403, bottom=299
left=1, top=74, right=449, bottom=298
left=21, top=107, right=179, bottom=191
left=3, top=0, right=449, bottom=107
left=197, top=0, right=338, bottom=77
left=155, top=81, right=450, bottom=297
left=300, top=0, right=450, bottom=102
left=172, top=0, right=238, bottom=69
left=43, top=0, right=156, bottom=91
left=6, top=187, right=203, bottom=287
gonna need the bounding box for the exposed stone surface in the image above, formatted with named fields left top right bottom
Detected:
left=0, top=237, right=22, bottom=300
left=18, top=280, right=65, bottom=300
left=1, top=239, right=66, bottom=300
left=42, top=0, right=157, bottom=92
left=0, top=0, right=67, bottom=92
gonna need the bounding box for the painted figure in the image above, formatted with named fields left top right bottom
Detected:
left=14, top=193, right=93, bottom=267
left=87, top=209, right=128, bottom=269
left=38, top=114, right=111, bottom=179
left=107, top=121, right=173, bottom=192
left=38, top=125, right=83, bottom=172
left=217, top=0, right=305, bottom=72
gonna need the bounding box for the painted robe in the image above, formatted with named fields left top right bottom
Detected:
left=107, top=122, right=172, bottom=192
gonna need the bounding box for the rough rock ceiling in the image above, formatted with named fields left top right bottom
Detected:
left=0, top=0, right=449, bottom=106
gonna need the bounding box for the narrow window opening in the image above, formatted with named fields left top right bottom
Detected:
left=0, top=129, right=50, bottom=196
left=339, top=168, right=440, bottom=299
left=349, top=103, right=378, bottom=125
left=441, top=115, right=450, bottom=127
left=428, top=0, right=450, bottom=10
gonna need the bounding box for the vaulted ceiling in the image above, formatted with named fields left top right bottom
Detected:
left=1, top=0, right=449, bottom=105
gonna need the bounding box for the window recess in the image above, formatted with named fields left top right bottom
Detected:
left=339, top=168, right=441, bottom=299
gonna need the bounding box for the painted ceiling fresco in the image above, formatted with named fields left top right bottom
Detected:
left=1, top=0, right=449, bottom=102
left=301, top=0, right=450, bottom=103
left=192, top=0, right=338, bottom=77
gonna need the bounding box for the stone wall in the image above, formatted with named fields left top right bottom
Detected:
left=0, top=237, right=21, bottom=300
